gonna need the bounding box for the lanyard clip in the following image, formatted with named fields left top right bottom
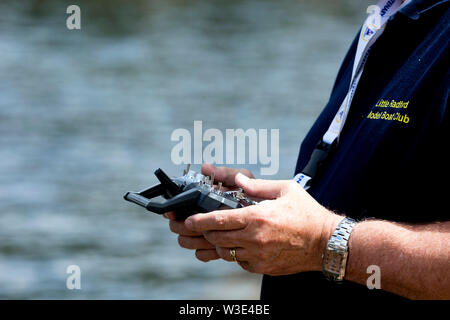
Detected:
left=301, top=139, right=337, bottom=184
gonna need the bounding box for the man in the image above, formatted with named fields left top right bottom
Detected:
left=165, top=0, right=449, bottom=299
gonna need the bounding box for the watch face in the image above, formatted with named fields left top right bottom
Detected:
left=324, top=250, right=344, bottom=274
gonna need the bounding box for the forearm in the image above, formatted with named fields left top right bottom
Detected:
left=341, top=219, right=450, bottom=299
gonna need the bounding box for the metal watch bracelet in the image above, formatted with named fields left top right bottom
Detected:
left=322, top=217, right=357, bottom=282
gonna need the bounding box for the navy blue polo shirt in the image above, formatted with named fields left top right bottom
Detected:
left=262, top=0, right=449, bottom=300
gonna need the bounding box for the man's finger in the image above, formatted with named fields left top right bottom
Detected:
left=235, top=173, right=288, bottom=200
left=201, top=163, right=253, bottom=187
left=163, top=211, right=177, bottom=220
left=178, top=235, right=216, bottom=250
left=169, top=220, right=203, bottom=236
left=203, top=229, right=247, bottom=248
left=185, top=208, right=249, bottom=232
left=195, top=249, right=220, bottom=262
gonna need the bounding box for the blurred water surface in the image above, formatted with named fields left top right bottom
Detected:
left=0, top=0, right=367, bottom=299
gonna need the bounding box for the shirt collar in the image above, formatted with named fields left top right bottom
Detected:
left=399, top=0, right=449, bottom=19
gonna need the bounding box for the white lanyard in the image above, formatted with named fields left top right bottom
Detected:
left=295, top=0, right=408, bottom=189
left=323, top=0, right=405, bottom=144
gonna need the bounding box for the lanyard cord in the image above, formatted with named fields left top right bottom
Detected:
left=294, top=0, right=408, bottom=189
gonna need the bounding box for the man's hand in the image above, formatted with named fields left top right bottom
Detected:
left=164, top=164, right=254, bottom=262
left=184, top=173, right=342, bottom=275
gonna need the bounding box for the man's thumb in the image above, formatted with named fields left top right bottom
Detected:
left=235, top=173, right=286, bottom=200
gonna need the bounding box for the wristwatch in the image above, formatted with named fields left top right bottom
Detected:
left=322, top=217, right=357, bottom=282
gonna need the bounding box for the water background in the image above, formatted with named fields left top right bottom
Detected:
left=0, top=0, right=368, bottom=299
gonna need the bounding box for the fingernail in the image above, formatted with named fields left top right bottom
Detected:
left=185, top=218, right=193, bottom=230
left=236, top=172, right=249, bottom=182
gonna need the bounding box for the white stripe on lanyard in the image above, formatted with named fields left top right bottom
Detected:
left=295, top=0, right=409, bottom=189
